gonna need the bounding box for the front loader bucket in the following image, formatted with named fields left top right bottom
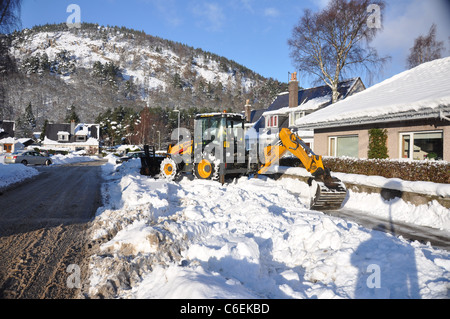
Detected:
left=140, top=145, right=165, bottom=177
left=309, top=176, right=347, bottom=211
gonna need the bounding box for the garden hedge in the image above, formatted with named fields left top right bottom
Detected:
left=280, top=157, right=450, bottom=184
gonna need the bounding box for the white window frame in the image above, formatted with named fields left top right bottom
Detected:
left=328, top=135, right=359, bottom=157
left=265, top=115, right=278, bottom=128
left=399, top=130, right=443, bottom=160
left=289, top=111, right=305, bottom=126
left=58, top=133, right=69, bottom=142
left=329, top=136, right=337, bottom=156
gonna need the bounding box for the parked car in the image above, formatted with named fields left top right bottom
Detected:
left=4, top=150, right=52, bottom=166
left=116, top=151, right=145, bottom=164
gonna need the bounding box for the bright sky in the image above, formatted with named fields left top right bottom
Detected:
left=20, top=0, right=450, bottom=88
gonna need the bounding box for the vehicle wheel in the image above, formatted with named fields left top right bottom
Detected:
left=194, top=159, right=215, bottom=180
left=45, top=160, right=52, bottom=166
left=21, top=160, right=28, bottom=166
left=160, top=158, right=178, bottom=180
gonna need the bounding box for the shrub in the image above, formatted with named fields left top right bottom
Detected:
left=323, top=157, right=450, bottom=184
left=279, top=156, right=450, bottom=184
left=368, top=128, right=388, bottom=159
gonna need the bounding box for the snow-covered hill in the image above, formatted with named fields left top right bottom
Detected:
left=11, top=24, right=259, bottom=93
left=4, top=23, right=281, bottom=126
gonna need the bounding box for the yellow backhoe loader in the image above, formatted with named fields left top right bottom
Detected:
left=143, top=112, right=347, bottom=211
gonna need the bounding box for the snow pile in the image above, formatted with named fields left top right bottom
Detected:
left=86, top=160, right=450, bottom=299
left=0, top=162, right=39, bottom=188
left=50, top=153, right=100, bottom=165
left=266, top=166, right=450, bottom=231
left=267, top=165, right=450, bottom=197
left=344, top=191, right=450, bottom=231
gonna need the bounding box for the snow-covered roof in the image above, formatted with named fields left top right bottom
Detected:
left=75, top=124, right=89, bottom=136
left=263, top=95, right=332, bottom=117
left=0, top=137, right=22, bottom=144
left=295, top=57, right=450, bottom=129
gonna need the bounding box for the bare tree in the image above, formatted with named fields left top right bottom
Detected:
left=0, top=0, right=21, bottom=33
left=0, top=0, right=21, bottom=116
left=406, top=24, right=445, bottom=69
left=288, top=0, right=389, bottom=103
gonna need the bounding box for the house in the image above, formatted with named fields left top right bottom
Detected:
left=249, top=72, right=365, bottom=149
left=0, top=121, right=20, bottom=153
left=0, top=120, right=15, bottom=139
left=0, top=137, right=24, bottom=154
left=42, top=121, right=100, bottom=154
left=295, top=57, right=450, bottom=161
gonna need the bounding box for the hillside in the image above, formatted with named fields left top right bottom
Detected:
left=1, top=23, right=286, bottom=136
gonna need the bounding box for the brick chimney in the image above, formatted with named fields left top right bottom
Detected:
left=289, top=72, right=299, bottom=108
left=245, top=99, right=252, bottom=123
left=70, top=120, right=76, bottom=135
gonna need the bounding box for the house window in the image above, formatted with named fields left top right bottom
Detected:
left=400, top=131, right=443, bottom=160
left=289, top=111, right=305, bottom=126
left=266, top=115, right=278, bottom=128
left=58, top=133, right=69, bottom=142
left=76, top=135, right=87, bottom=142
left=4, top=144, right=12, bottom=153
left=329, top=135, right=359, bottom=158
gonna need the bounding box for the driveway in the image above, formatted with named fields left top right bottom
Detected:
left=0, top=160, right=104, bottom=299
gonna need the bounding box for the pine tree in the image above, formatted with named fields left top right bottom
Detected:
left=40, top=119, right=49, bottom=141
left=65, top=104, right=80, bottom=123
left=25, top=102, right=36, bottom=129
left=16, top=102, right=36, bottom=138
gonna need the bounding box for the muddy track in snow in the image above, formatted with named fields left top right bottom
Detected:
left=0, top=160, right=104, bottom=299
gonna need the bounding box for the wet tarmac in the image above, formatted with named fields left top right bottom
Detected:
left=324, top=209, right=450, bottom=251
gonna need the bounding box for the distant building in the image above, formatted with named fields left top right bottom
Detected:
left=246, top=73, right=365, bottom=150
left=0, top=120, right=15, bottom=139
left=0, top=137, right=24, bottom=154
left=42, top=121, right=100, bottom=154
left=295, top=57, right=450, bottom=161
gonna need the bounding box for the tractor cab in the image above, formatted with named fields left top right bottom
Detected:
left=193, top=112, right=248, bottom=182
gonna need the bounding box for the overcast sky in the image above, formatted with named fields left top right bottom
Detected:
left=20, top=0, right=450, bottom=88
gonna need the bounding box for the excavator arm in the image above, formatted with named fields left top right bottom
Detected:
left=258, top=128, right=325, bottom=175
left=258, top=128, right=347, bottom=211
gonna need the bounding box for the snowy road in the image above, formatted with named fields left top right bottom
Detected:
left=0, top=160, right=104, bottom=298
left=87, top=159, right=450, bottom=299
left=324, top=209, right=450, bottom=251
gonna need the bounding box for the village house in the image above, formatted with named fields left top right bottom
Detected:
left=42, top=121, right=100, bottom=154
left=245, top=72, right=365, bottom=149
left=0, top=120, right=20, bottom=153
left=295, top=57, right=450, bottom=161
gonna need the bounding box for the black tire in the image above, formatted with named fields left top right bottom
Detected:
left=21, top=160, right=28, bottom=166
left=45, top=160, right=52, bottom=166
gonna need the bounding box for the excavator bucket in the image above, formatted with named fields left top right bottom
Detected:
left=309, top=175, right=347, bottom=211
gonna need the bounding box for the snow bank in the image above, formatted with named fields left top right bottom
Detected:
left=266, top=166, right=450, bottom=231
left=269, top=165, right=450, bottom=197
left=0, top=162, right=39, bottom=188
left=50, top=154, right=100, bottom=165
left=87, top=160, right=450, bottom=299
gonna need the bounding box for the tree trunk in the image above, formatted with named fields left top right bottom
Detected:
left=331, top=85, right=339, bottom=103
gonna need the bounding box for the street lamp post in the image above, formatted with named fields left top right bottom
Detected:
left=157, top=130, right=160, bottom=151
left=174, top=110, right=180, bottom=145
